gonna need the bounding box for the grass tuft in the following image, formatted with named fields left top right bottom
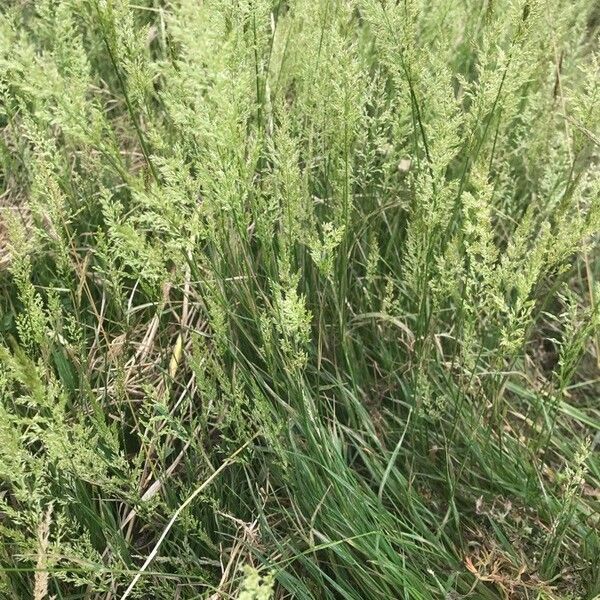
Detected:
left=0, top=0, right=599, bottom=598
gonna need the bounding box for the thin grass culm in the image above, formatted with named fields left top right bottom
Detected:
left=0, top=1, right=599, bottom=599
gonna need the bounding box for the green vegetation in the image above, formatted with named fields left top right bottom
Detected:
left=0, top=1, right=599, bottom=598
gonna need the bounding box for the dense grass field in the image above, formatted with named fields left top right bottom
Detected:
left=1, top=0, right=599, bottom=598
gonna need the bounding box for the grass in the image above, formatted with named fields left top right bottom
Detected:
left=0, top=0, right=599, bottom=598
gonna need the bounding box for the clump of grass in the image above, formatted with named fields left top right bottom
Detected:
left=0, top=1, right=599, bottom=598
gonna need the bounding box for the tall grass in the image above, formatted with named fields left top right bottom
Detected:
left=0, top=0, right=599, bottom=598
